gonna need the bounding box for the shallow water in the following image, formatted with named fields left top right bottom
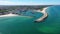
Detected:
left=0, top=5, right=60, bottom=34
left=0, top=11, right=43, bottom=34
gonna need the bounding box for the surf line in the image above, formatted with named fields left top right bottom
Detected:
left=34, top=7, right=48, bottom=22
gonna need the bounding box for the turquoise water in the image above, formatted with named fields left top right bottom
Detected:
left=0, top=6, right=60, bottom=34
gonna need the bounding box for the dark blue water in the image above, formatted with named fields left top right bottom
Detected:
left=0, top=5, right=60, bottom=34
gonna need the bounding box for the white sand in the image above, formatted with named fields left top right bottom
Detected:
left=35, top=7, right=48, bottom=22
left=0, top=13, right=33, bottom=18
left=0, top=13, right=19, bottom=17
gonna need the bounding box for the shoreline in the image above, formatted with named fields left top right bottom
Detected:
left=0, top=13, right=33, bottom=18
left=35, top=7, right=48, bottom=22
left=0, top=7, right=48, bottom=21
left=0, top=13, right=19, bottom=17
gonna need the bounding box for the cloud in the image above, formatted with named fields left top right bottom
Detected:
left=0, top=0, right=59, bottom=5
left=0, top=1, right=43, bottom=5
left=0, top=1, right=20, bottom=5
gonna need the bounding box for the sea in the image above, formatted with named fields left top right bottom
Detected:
left=0, top=5, right=60, bottom=34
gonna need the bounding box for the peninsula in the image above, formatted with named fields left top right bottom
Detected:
left=35, top=7, right=48, bottom=22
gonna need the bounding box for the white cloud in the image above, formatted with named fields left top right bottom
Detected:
left=0, top=0, right=59, bottom=5
left=0, top=0, right=49, bottom=5
left=0, top=1, right=43, bottom=5
left=0, top=1, right=20, bottom=5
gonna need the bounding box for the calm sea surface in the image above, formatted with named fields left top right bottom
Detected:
left=0, top=6, right=60, bottom=34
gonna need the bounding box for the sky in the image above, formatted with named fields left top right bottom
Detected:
left=0, top=0, right=60, bottom=5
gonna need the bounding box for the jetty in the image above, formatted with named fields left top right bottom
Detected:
left=35, top=7, right=48, bottom=22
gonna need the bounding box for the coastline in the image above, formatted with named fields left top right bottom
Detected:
left=0, top=7, right=48, bottom=21
left=0, top=13, right=19, bottom=17
left=35, top=7, right=48, bottom=22
left=0, top=13, right=33, bottom=18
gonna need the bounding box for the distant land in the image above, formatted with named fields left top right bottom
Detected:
left=0, top=5, right=52, bottom=9
left=0, top=5, right=52, bottom=22
left=0, top=5, right=52, bottom=15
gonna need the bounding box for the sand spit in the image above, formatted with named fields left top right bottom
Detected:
left=35, top=7, right=48, bottom=22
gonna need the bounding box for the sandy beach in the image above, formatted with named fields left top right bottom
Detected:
left=0, top=13, right=19, bottom=17
left=0, top=13, right=33, bottom=18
